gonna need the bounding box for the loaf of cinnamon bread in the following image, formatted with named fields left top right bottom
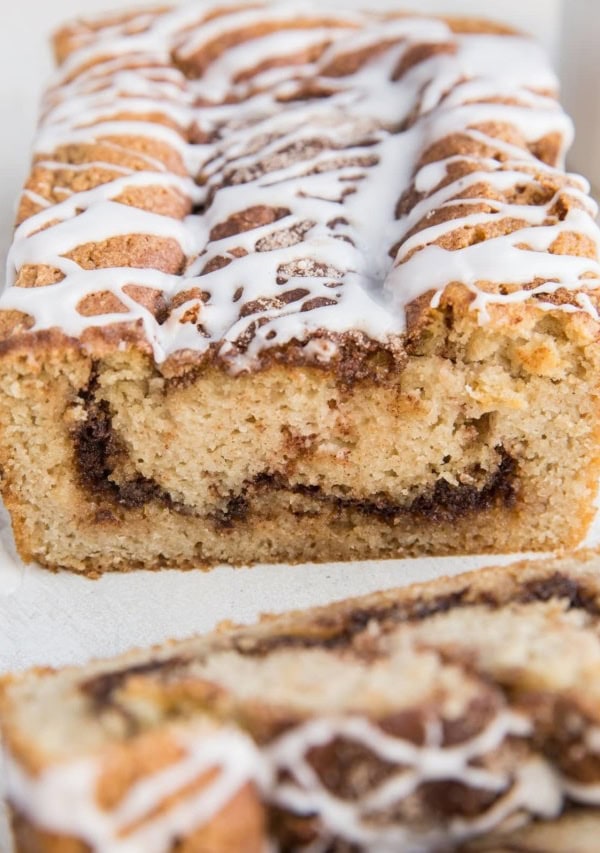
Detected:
left=1, top=3, right=600, bottom=572
left=4, top=550, right=600, bottom=850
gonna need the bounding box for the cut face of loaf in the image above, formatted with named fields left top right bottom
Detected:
left=5, top=551, right=600, bottom=851
left=1, top=2, right=600, bottom=572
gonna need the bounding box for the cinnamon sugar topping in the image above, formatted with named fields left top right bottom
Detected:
left=2, top=1, right=599, bottom=371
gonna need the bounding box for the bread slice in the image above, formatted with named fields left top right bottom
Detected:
left=1, top=4, right=600, bottom=573
left=4, top=550, right=600, bottom=850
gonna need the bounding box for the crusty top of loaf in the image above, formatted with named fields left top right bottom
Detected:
left=1, top=1, right=600, bottom=375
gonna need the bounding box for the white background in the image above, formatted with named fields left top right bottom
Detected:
left=0, top=0, right=596, bottom=845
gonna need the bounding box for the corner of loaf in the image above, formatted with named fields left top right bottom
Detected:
left=0, top=1, right=599, bottom=572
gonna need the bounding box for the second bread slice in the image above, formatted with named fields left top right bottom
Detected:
left=4, top=551, right=600, bottom=850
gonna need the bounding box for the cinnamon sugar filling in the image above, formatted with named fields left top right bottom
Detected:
left=72, top=376, right=518, bottom=527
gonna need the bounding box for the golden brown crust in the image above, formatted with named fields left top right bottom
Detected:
left=10, top=781, right=264, bottom=853
left=4, top=3, right=596, bottom=370
left=52, top=8, right=519, bottom=72
left=52, top=7, right=171, bottom=66
left=442, top=16, right=519, bottom=36
left=254, top=546, right=600, bottom=635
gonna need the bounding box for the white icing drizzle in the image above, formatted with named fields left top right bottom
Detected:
left=265, top=711, right=565, bottom=851
left=2, top=0, right=599, bottom=371
left=9, top=704, right=600, bottom=852
left=5, top=726, right=265, bottom=853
